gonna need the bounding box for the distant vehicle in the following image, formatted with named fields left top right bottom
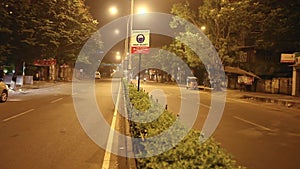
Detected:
left=0, top=80, right=8, bottom=102
left=186, top=76, right=198, bottom=90
left=95, top=71, right=101, bottom=79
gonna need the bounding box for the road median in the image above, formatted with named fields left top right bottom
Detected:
left=123, top=82, right=245, bottom=169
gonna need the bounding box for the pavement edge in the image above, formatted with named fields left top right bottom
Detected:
left=122, top=80, right=137, bottom=169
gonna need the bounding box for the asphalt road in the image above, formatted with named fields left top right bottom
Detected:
left=0, top=79, right=127, bottom=169
left=1, top=80, right=300, bottom=169
left=140, top=82, right=300, bottom=169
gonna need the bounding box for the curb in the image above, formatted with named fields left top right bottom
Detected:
left=124, top=116, right=137, bottom=169
left=198, top=86, right=213, bottom=92
left=22, top=81, right=60, bottom=89
left=242, top=95, right=300, bottom=109
left=122, top=82, right=137, bottom=169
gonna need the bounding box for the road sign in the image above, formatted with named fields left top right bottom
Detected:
left=34, top=58, right=56, bottom=66
left=130, top=30, right=150, bottom=54
left=280, top=53, right=295, bottom=63
left=131, top=46, right=150, bottom=54
left=130, top=30, right=150, bottom=90
left=131, top=30, right=150, bottom=47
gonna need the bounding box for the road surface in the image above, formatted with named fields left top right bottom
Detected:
left=0, top=79, right=128, bottom=169
left=140, top=82, right=300, bottom=169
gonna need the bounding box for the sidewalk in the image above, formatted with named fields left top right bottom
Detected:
left=138, top=80, right=300, bottom=109
left=21, top=81, right=62, bottom=89
left=8, top=81, right=64, bottom=95
left=225, top=89, right=300, bottom=109
left=194, top=83, right=300, bottom=109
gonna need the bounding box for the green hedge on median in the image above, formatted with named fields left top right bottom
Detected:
left=126, top=84, right=245, bottom=169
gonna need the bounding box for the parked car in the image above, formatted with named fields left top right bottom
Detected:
left=95, top=71, right=101, bottom=79
left=186, top=76, right=198, bottom=90
left=0, top=80, right=8, bottom=102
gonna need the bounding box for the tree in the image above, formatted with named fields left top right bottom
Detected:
left=169, top=0, right=297, bottom=77
left=32, top=0, right=99, bottom=65
left=0, top=0, right=100, bottom=73
left=237, top=0, right=299, bottom=76
left=170, top=0, right=263, bottom=66
left=253, top=0, right=300, bottom=53
left=159, top=42, right=206, bottom=83
left=0, top=0, right=38, bottom=68
left=0, top=0, right=14, bottom=64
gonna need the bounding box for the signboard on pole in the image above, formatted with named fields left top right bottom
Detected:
left=34, top=58, right=56, bottom=66
left=130, top=30, right=150, bottom=54
left=281, top=53, right=295, bottom=63
left=131, top=47, right=150, bottom=54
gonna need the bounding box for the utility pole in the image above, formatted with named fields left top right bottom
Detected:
left=137, top=53, right=141, bottom=91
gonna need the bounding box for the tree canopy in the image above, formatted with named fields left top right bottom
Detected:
left=169, top=0, right=299, bottom=76
left=0, top=0, right=99, bottom=71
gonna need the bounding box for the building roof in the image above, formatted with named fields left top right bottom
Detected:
left=224, top=66, right=261, bottom=79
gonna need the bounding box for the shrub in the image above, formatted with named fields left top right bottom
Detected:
left=125, top=83, right=245, bottom=169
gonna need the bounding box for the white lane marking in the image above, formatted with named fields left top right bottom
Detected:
left=199, top=103, right=210, bottom=109
left=233, top=116, right=273, bottom=131
left=50, top=97, right=63, bottom=104
left=7, top=99, right=22, bottom=102
left=179, top=96, right=187, bottom=100
left=3, top=109, right=35, bottom=122
left=287, top=132, right=300, bottom=137
left=102, top=81, right=121, bottom=169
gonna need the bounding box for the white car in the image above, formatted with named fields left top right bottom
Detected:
left=0, top=81, right=8, bottom=102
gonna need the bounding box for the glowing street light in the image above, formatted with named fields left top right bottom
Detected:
left=107, top=2, right=149, bottom=80
left=126, top=2, right=149, bottom=70
left=116, top=51, right=121, bottom=60
left=108, top=6, right=118, bottom=16
left=137, top=6, right=148, bottom=14
left=114, top=29, right=120, bottom=35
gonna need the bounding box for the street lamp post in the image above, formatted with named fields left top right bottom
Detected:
left=127, top=0, right=149, bottom=84
left=124, top=17, right=130, bottom=80
left=137, top=53, right=142, bottom=91
left=121, top=0, right=134, bottom=81
left=121, top=1, right=149, bottom=83
left=127, top=0, right=134, bottom=71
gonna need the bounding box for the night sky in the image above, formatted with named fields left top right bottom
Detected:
left=84, top=0, right=200, bottom=62
left=85, top=0, right=193, bottom=26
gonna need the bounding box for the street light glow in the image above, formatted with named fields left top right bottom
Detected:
left=109, top=6, right=118, bottom=15
left=116, top=51, right=121, bottom=60
left=137, top=6, right=148, bottom=14
left=114, top=29, right=120, bottom=35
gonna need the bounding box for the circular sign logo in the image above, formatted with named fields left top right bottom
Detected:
left=136, top=34, right=145, bottom=43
